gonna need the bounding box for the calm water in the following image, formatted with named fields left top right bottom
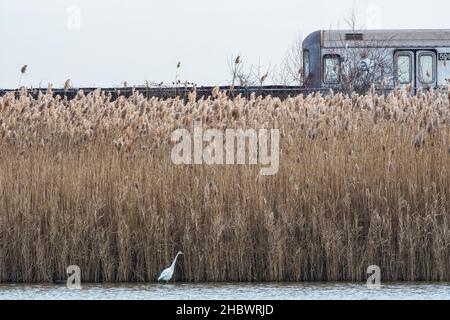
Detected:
left=0, top=283, right=449, bottom=300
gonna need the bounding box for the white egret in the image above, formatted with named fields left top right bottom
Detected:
left=158, top=251, right=183, bottom=282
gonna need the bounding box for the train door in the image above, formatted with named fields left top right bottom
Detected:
left=394, top=51, right=415, bottom=88
left=394, top=50, right=437, bottom=88
left=416, top=51, right=437, bottom=88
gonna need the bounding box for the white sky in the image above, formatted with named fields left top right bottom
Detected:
left=1, top=0, right=450, bottom=88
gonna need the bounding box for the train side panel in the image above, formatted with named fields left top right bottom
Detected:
left=437, top=48, right=450, bottom=86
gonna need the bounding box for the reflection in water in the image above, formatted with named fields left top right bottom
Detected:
left=0, top=283, right=449, bottom=300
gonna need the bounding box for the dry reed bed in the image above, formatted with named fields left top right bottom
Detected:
left=0, top=87, right=449, bottom=283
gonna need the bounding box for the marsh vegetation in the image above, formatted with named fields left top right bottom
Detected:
left=0, top=87, right=449, bottom=282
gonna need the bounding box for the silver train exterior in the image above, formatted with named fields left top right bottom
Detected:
left=302, top=29, right=450, bottom=91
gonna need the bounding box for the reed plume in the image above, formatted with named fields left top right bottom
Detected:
left=18, top=65, right=28, bottom=88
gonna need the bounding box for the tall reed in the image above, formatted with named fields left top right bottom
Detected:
left=0, top=87, right=449, bottom=282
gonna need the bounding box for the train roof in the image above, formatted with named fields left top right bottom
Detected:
left=304, top=29, right=450, bottom=48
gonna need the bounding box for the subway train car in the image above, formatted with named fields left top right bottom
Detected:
left=302, top=29, right=450, bottom=91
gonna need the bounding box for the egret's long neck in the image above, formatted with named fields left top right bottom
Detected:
left=170, top=253, right=181, bottom=269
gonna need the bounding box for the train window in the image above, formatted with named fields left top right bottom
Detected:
left=345, top=33, right=364, bottom=41
left=418, top=53, right=436, bottom=84
left=323, top=55, right=341, bottom=84
left=304, top=50, right=310, bottom=80
left=395, top=53, right=412, bottom=84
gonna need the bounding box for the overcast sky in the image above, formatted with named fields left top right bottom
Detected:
left=1, top=0, right=450, bottom=88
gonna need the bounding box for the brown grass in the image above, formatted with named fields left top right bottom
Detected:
left=0, top=87, right=449, bottom=283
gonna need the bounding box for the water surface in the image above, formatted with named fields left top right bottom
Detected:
left=1, top=282, right=449, bottom=300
